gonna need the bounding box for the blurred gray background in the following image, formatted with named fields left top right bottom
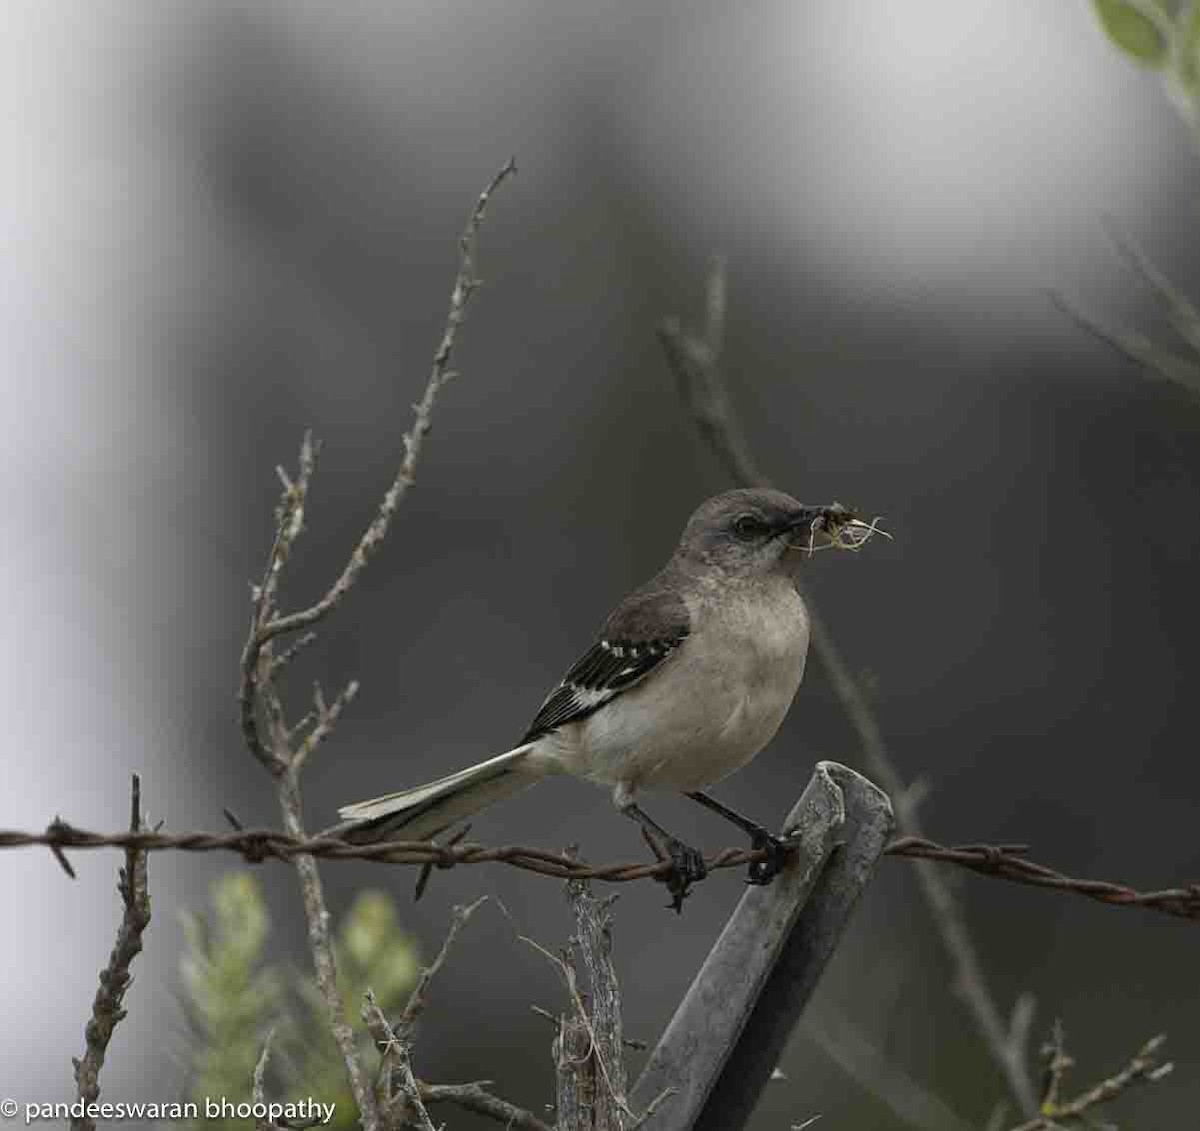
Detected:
left=2, top=0, right=1198, bottom=1126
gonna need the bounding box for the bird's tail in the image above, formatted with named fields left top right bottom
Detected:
left=333, top=742, right=543, bottom=844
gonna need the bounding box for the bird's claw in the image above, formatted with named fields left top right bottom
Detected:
left=658, top=838, right=708, bottom=913
left=745, top=829, right=794, bottom=885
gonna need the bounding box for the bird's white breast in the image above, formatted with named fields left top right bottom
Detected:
left=560, top=576, right=810, bottom=792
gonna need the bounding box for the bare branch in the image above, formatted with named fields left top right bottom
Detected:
left=251, top=1030, right=276, bottom=1131
left=703, top=254, right=726, bottom=357
left=255, top=157, right=518, bottom=651
left=564, top=878, right=629, bottom=1129
left=1102, top=215, right=1200, bottom=355
left=270, top=631, right=318, bottom=678
left=238, top=158, right=516, bottom=775
left=292, top=680, right=359, bottom=776
left=1036, top=1020, right=1071, bottom=1117
left=629, top=1087, right=677, bottom=1131
left=252, top=1030, right=274, bottom=1104
left=70, top=775, right=151, bottom=1131
left=397, top=895, right=489, bottom=1038
left=363, top=989, right=437, bottom=1131
left=526, top=871, right=676, bottom=1130
left=658, top=260, right=1041, bottom=1114
left=418, top=1082, right=552, bottom=1131
left=656, top=260, right=768, bottom=489
left=239, top=431, right=321, bottom=772
left=361, top=900, right=546, bottom=1131
left=288, top=709, right=319, bottom=741
left=278, top=772, right=381, bottom=1131
left=1004, top=1027, right=1172, bottom=1131
left=554, top=1005, right=593, bottom=1131
left=524, top=920, right=635, bottom=1127
left=1050, top=289, right=1200, bottom=397
left=227, top=161, right=515, bottom=1131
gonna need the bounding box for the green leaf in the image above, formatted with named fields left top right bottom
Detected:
left=1142, top=0, right=1181, bottom=22
left=177, top=876, right=417, bottom=1131
left=1175, top=1, right=1200, bottom=92
left=178, top=873, right=283, bottom=1131
left=1092, top=0, right=1170, bottom=66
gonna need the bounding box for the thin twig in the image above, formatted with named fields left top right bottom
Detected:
left=252, top=1030, right=274, bottom=1104
left=397, top=895, right=489, bottom=1038
left=239, top=431, right=321, bottom=772
left=1050, top=289, right=1200, bottom=396
left=293, top=680, right=359, bottom=775
left=363, top=990, right=438, bottom=1131
left=278, top=771, right=380, bottom=1131
left=658, top=260, right=1040, bottom=1114
left=10, top=823, right=1200, bottom=918
left=363, top=900, right=547, bottom=1131
left=1036, top=1020, right=1071, bottom=1116
left=238, top=157, right=516, bottom=770
left=1102, top=215, right=1200, bottom=355
left=418, top=1082, right=553, bottom=1131
left=270, top=631, right=318, bottom=678
left=70, top=775, right=151, bottom=1131
left=288, top=709, right=319, bottom=741
left=253, top=157, right=518, bottom=651
left=1005, top=1027, right=1172, bottom=1131
left=230, top=160, right=516, bottom=1131
left=251, top=1030, right=276, bottom=1131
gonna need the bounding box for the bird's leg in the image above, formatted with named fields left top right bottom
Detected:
left=685, top=790, right=793, bottom=885
left=614, top=786, right=707, bottom=913
left=629, top=804, right=708, bottom=912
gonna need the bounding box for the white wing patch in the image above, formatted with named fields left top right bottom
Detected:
left=521, top=635, right=687, bottom=742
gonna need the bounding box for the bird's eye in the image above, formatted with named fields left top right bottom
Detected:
left=733, top=514, right=767, bottom=541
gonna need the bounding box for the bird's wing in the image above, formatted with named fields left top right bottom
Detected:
left=521, top=585, right=690, bottom=742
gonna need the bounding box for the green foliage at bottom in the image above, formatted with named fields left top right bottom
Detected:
left=178, top=872, right=419, bottom=1131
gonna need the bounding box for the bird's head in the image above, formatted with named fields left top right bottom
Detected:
left=676, top=488, right=888, bottom=577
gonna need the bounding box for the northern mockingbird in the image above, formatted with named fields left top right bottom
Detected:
left=336, top=488, right=879, bottom=909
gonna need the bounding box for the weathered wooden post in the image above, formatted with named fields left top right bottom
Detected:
left=631, top=760, right=894, bottom=1131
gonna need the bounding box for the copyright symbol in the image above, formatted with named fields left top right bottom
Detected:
left=0, top=1098, right=18, bottom=1118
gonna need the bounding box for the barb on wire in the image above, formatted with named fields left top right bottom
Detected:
left=6, top=820, right=1198, bottom=921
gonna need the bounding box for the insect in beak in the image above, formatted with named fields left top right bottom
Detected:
left=785, top=504, right=893, bottom=557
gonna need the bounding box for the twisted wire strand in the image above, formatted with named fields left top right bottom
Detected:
left=4, top=821, right=1197, bottom=919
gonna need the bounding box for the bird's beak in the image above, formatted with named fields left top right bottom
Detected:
left=783, top=505, right=844, bottom=553
left=783, top=503, right=890, bottom=555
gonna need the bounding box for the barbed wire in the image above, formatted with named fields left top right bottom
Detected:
left=886, top=836, right=1200, bottom=919
left=3, top=819, right=1197, bottom=920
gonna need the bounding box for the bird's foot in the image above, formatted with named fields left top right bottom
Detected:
left=746, top=829, right=795, bottom=886
left=643, top=829, right=708, bottom=913
left=683, top=790, right=794, bottom=887
left=664, top=838, right=708, bottom=913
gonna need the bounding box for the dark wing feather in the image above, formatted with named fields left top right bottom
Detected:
left=521, top=585, right=690, bottom=743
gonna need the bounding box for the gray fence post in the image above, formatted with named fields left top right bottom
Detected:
left=631, top=761, right=894, bottom=1131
